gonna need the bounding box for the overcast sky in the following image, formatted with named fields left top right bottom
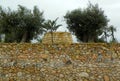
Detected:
left=0, top=0, right=120, bottom=42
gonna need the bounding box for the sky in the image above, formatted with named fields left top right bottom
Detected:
left=0, top=0, right=120, bottom=42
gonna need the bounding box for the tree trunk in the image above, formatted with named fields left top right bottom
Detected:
left=21, top=31, right=28, bottom=43
left=83, top=34, right=88, bottom=42
left=51, top=31, right=54, bottom=44
left=112, top=32, right=115, bottom=41
left=88, top=35, right=94, bottom=42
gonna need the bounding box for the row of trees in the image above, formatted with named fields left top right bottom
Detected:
left=0, top=3, right=117, bottom=43
left=0, top=5, right=61, bottom=43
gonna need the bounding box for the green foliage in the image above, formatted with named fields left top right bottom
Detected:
left=0, top=5, right=45, bottom=43
left=64, top=3, right=115, bottom=43
left=43, top=18, right=62, bottom=32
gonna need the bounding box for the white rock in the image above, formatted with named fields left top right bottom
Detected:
left=79, top=72, right=89, bottom=77
left=17, top=72, right=22, bottom=77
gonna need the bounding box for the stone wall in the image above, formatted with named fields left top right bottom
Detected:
left=42, top=32, right=73, bottom=44
left=0, top=43, right=120, bottom=81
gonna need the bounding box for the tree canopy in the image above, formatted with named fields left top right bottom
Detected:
left=0, top=3, right=117, bottom=43
left=64, top=3, right=116, bottom=42
left=43, top=18, right=62, bottom=32
left=0, top=5, right=45, bottom=42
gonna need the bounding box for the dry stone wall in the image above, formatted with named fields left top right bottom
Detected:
left=42, top=32, right=73, bottom=44
left=0, top=43, right=120, bottom=81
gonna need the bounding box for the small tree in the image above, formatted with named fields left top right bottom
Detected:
left=109, top=25, right=116, bottom=41
left=43, top=18, right=62, bottom=44
left=98, top=25, right=117, bottom=43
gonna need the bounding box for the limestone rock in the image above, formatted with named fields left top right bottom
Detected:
left=42, top=32, right=73, bottom=44
left=104, top=75, right=110, bottom=81
left=79, top=72, right=89, bottom=78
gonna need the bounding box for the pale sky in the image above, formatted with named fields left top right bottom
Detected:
left=0, top=0, right=120, bottom=42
